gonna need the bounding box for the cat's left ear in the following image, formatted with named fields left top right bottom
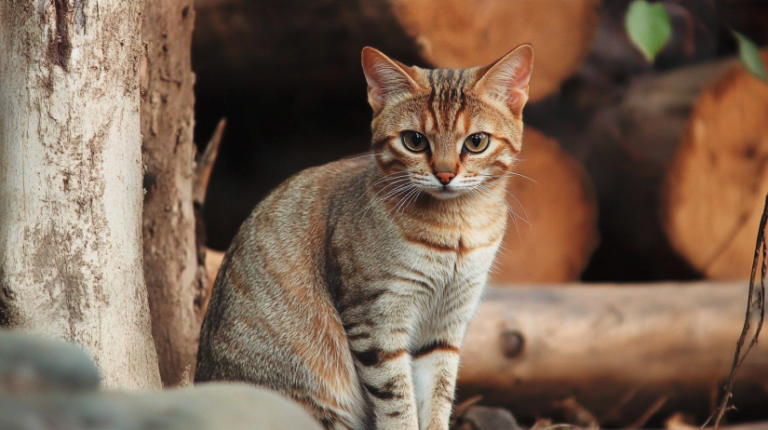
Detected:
left=475, top=44, right=534, bottom=116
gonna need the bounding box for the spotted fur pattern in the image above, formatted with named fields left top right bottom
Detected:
left=196, top=44, right=534, bottom=430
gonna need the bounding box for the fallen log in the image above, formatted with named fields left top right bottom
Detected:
left=662, top=52, right=768, bottom=279
left=491, top=128, right=599, bottom=284
left=193, top=0, right=599, bottom=103
left=459, top=282, right=768, bottom=426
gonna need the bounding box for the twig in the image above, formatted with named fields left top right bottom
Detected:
left=705, top=195, right=768, bottom=430
left=625, top=395, right=667, bottom=429
left=599, top=384, right=644, bottom=423
left=450, top=395, right=484, bottom=429
left=193, top=118, right=226, bottom=205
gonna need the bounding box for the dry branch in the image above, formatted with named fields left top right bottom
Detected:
left=710, top=195, right=767, bottom=430
left=194, top=119, right=226, bottom=206
left=141, top=0, right=207, bottom=386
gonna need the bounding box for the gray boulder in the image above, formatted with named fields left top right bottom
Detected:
left=0, top=383, right=323, bottom=430
left=0, top=330, right=100, bottom=394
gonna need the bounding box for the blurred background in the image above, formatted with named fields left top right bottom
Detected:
left=194, top=0, right=768, bottom=284
left=191, top=0, right=768, bottom=427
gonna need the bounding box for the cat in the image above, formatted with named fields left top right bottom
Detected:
left=195, top=44, right=534, bottom=430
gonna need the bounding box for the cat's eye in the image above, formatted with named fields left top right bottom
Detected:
left=401, top=131, right=429, bottom=152
left=464, top=133, right=490, bottom=153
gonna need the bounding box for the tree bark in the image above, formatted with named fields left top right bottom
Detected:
left=193, top=0, right=599, bottom=103
left=458, top=283, right=768, bottom=425
left=662, top=52, right=768, bottom=279
left=491, top=128, right=599, bottom=284
left=140, top=0, right=207, bottom=386
left=0, top=0, right=161, bottom=389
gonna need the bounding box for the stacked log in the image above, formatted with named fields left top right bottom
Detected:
left=573, top=53, right=768, bottom=280
left=662, top=52, right=768, bottom=279
left=491, top=128, right=599, bottom=284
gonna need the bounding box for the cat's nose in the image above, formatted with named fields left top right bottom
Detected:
left=435, top=172, right=456, bottom=185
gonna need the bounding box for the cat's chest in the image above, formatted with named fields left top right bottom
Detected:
left=396, top=222, right=504, bottom=286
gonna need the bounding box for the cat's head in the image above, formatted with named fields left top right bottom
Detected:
left=361, top=44, right=533, bottom=200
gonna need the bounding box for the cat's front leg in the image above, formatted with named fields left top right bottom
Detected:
left=412, top=281, right=486, bottom=430
left=346, top=311, right=420, bottom=429
left=412, top=340, right=461, bottom=430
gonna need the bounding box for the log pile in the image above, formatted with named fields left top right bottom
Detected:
left=568, top=52, right=768, bottom=280
left=193, top=0, right=600, bottom=102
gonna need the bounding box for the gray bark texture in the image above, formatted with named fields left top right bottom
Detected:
left=140, top=0, right=207, bottom=386
left=0, top=0, right=161, bottom=389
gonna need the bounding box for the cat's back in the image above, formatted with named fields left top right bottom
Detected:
left=199, top=154, right=374, bottom=341
left=195, top=157, right=373, bottom=428
left=253, top=155, right=373, bottom=230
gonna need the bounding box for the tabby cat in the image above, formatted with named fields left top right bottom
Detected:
left=195, top=44, right=534, bottom=430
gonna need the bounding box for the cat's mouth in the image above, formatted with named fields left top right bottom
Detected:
left=424, top=184, right=464, bottom=200
left=413, top=175, right=468, bottom=200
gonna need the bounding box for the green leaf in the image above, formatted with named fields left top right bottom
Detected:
left=733, top=30, right=767, bottom=82
left=625, top=0, right=672, bottom=63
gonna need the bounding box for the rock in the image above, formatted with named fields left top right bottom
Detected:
left=454, top=405, right=524, bottom=430
left=0, top=330, right=100, bottom=394
left=0, top=383, right=323, bottom=430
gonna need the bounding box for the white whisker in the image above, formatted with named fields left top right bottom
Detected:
left=482, top=181, right=531, bottom=224
left=481, top=172, right=538, bottom=184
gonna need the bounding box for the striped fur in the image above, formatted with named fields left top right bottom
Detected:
left=196, top=45, right=534, bottom=430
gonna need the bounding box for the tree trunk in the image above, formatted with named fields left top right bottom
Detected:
left=458, top=283, right=768, bottom=426
left=140, top=0, right=207, bottom=386
left=491, top=128, right=599, bottom=284
left=662, top=52, right=768, bottom=279
left=0, top=0, right=161, bottom=389
left=193, top=0, right=599, bottom=103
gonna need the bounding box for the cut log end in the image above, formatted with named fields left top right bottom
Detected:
left=662, top=51, right=768, bottom=279
left=490, top=128, right=599, bottom=284
left=391, top=0, right=600, bottom=102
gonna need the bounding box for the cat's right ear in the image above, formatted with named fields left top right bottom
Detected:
left=361, top=47, right=419, bottom=112
left=474, top=44, right=534, bottom=117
